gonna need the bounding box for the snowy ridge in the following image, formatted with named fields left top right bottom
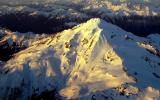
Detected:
left=0, top=29, right=47, bottom=47
left=0, top=18, right=160, bottom=99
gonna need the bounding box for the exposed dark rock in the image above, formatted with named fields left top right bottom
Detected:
left=0, top=41, right=26, bottom=61
left=152, top=72, right=160, bottom=79
left=31, top=89, right=61, bottom=100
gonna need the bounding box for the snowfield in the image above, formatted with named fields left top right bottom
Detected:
left=0, top=18, right=160, bottom=99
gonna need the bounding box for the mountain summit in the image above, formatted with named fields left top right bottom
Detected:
left=0, top=18, right=160, bottom=99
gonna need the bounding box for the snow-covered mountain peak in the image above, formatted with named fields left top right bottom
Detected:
left=0, top=18, right=160, bottom=99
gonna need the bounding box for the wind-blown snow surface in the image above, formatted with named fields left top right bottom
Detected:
left=0, top=18, right=160, bottom=99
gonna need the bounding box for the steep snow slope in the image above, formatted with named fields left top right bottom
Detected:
left=0, top=18, right=160, bottom=99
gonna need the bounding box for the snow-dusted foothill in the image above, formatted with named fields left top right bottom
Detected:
left=0, top=28, right=48, bottom=61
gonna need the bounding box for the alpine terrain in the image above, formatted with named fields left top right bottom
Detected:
left=0, top=0, right=160, bottom=100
